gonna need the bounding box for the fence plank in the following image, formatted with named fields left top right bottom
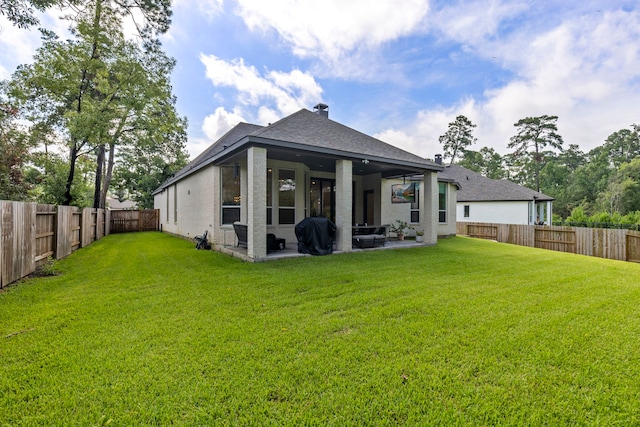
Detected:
left=627, top=233, right=640, bottom=263
left=35, top=204, right=56, bottom=267
left=1, top=201, right=36, bottom=288
left=56, top=205, right=80, bottom=259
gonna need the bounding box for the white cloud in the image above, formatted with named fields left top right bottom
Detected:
left=233, top=0, right=430, bottom=79
left=201, top=106, right=246, bottom=142
left=199, top=53, right=323, bottom=139
left=375, top=99, right=479, bottom=159
left=0, top=15, right=46, bottom=79
left=378, top=7, right=640, bottom=157
left=173, top=0, right=224, bottom=22
left=431, top=0, right=528, bottom=45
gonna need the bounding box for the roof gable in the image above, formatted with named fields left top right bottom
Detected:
left=155, top=108, right=442, bottom=193
left=167, top=122, right=263, bottom=184
left=250, top=109, right=436, bottom=167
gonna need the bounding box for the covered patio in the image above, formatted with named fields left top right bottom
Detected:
left=154, top=105, right=445, bottom=261
left=218, top=236, right=427, bottom=262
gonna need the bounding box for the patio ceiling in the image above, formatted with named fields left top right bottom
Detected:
left=263, top=146, right=428, bottom=179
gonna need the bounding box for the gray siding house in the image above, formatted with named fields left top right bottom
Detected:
left=154, top=104, right=453, bottom=260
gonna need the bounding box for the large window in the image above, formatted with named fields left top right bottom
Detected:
left=266, top=168, right=273, bottom=225
left=438, top=182, right=447, bottom=223
left=221, top=165, right=241, bottom=224
left=173, top=184, right=178, bottom=223
left=278, top=169, right=296, bottom=224
left=410, top=183, right=420, bottom=223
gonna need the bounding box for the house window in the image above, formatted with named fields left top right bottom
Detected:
left=221, top=165, right=241, bottom=224
left=267, top=168, right=273, bottom=225
left=464, top=205, right=470, bottom=218
left=278, top=169, right=296, bottom=224
left=410, top=183, right=420, bottom=223
left=438, top=183, right=447, bottom=223
left=173, top=184, right=178, bottom=223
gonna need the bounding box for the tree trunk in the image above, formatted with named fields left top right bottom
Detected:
left=93, top=143, right=105, bottom=208
left=63, top=142, right=79, bottom=206
left=100, top=141, right=116, bottom=209
left=65, top=1, right=103, bottom=207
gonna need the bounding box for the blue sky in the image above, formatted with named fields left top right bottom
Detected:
left=1, top=0, right=639, bottom=161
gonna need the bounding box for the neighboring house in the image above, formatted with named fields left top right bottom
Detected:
left=153, top=104, right=450, bottom=261
left=439, top=162, right=554, bottom=225
left=106, top=197, right=137, bottom=210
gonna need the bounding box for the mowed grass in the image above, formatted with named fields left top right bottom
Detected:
left=1, top=233, right=640, bottom=426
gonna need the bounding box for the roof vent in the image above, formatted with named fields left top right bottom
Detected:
left=313, top=103, right=329, bottom=118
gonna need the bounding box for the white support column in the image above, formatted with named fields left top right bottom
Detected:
left=335, top=159, right=352, bottom=252
left=421, top=171, right=438, bottom=245
left=547, top=201, right=553, bottom=225
left=247, top=147, right=267, bottom=259
left=529, top=201, right=535, bottom=225
left=537, top=203, right=544, bottom=225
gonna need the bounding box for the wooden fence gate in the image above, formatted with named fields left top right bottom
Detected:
left=109, top=209, right=159, bottom=233
left=627, top=234, right=640, bottom=263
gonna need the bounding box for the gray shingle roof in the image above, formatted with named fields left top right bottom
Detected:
left=156, top=108, right=441, bottom=192
left=250, top=109, right=438, bottom=168
left=167, top=122, right=263, bottom=184
left=439, top=164, right=554, bottom=202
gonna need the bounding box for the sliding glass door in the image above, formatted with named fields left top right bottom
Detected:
left=310, top=178, right=335, bottom=222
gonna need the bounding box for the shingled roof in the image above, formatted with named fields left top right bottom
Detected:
left=156, top=108, right=441, bottom=192
left=165, top=122, right=263, bottom=185
left=249, top=109, right=436, bottom=167
left=439, top=164, right=554, bottom=202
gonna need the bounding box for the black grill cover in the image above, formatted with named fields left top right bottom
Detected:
left=295, top=217, right=336, bottom=255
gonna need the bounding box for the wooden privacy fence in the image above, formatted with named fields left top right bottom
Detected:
left=457, top=222, right=640, bottom=263
left=109, top=209, right=159, bottom=233
left=1, top=202, right=161, bottom=288
left=0, top=201, right=111, bottom=288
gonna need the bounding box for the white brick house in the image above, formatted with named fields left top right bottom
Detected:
left=154, top=104, right=453, bottom=261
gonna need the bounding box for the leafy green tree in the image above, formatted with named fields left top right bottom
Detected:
left=439, top=115, right=477, bottom=165
left=0, top=98, right=34, bottom=201
left=458, top=147, right=506, bottom=179
left=1, top=0, right=171, bottom=34
left=508, top=115, right=564, bottom=192
left=604, top=158, right=640, bottom=214
left=6, top=0, right=182, bottom=208
left=602, top=125, right=640, bottom=168
left=97, top=39, right=187, bottom=209
left=0, top=0, right=71, bottom=28
left=539, top=145, right=586, bottom=217
left=478, top=147, right=506, bottom=179
left=114, top=138, right=187, bottom=209
left=565, top=206, right=589, bottom=224
left=28, top=151, right=93, bottom=207
left=457, top=150, right=483, bottom=173
left=564, top=149, right=612, bottom=216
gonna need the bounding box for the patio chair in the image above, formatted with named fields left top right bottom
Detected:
left=233, top=222, right=248, bottom=248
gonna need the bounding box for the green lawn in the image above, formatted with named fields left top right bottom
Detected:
left=2, top=232, right=640, bottom=426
